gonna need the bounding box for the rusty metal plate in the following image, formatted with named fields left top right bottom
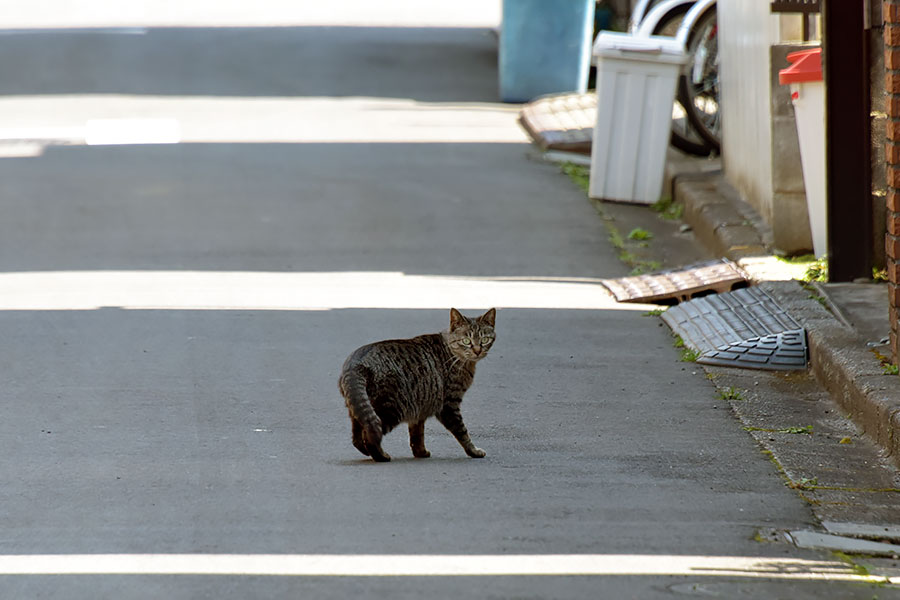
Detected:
left=661, top=286, right=808, bottom=371
left=600, top=259, right=750, bottom=304
left=518, top=92, right=596, bottom=154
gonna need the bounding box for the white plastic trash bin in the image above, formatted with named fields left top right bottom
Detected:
left=589, top=32, right=687, bottom=205
left=779, top=48, right=826, bottom=259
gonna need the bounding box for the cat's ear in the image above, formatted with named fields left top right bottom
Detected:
left=449, top=308, right=466, bottom=331
left=478, top=308, right=496, bottom=327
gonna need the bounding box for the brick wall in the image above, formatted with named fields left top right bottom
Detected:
left=887, top=1, right=900, bottom=364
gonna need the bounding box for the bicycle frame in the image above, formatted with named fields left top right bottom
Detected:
left=624, top=0, right=720, bottom=157
left=675, top=0, right=716, bottom=47
left=632, top=0, right=696, bottom=38
left=628, top=0, right=657, bottom=33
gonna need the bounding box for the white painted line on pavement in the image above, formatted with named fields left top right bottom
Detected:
left=0, top=553, right=888, bottom=583
left=0, top=96, right=527, bottom=146
left=0, top=271, right=655, bottom=312
left=0, top=126, right=85, bottom=141
left=0, top=0, right=501, bottom=29
left=85, top=118, right=181, bottom=145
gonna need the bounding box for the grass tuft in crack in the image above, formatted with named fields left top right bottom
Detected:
left=560, top=162, right=590, bottom=193
left=651, top=195, right=684, bottom=220
left=717, top=386, right=744, bottom=401
left=627, top=227, right=653, bottom=241
left=871, top=348, right=899, bottom=376
left=673, top=336, right=700, bottom=362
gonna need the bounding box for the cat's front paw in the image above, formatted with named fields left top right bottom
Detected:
left=466, top=446, right=486, bottom=458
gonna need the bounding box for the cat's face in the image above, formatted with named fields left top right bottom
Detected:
left=446, top=308, right=496, bottom=362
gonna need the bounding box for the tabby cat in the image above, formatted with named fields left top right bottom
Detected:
left=338, top=308, right=497, bottom=462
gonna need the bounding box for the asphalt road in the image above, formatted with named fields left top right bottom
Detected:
left=0, top=4, right=894, bottom=598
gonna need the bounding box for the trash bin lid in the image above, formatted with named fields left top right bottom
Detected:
left=778, top=47, right=822, bottom=85
left=593, top=31, right=686, bottom=65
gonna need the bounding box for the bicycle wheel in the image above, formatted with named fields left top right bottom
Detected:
left=678, top=5, right=720, bottom=151
left=652, top=5, right=715, bottom=157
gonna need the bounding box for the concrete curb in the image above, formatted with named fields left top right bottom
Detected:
left=808, top=327, right=900, bottom=463
left=765, top=281, right=900, bottom=464
left=667, top=158, right=900, bottom=466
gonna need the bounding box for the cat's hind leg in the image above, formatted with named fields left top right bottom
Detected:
left=366, top=433, right=391, bottom=462
left=340, top=368, right=390, bottom=462
left=365, top=410, right=397, bottom=462
left=351, top=418, right=370, bottom=457
left=408, top=420, right=431, bottom=458
left=347, top=408, right=390, bottom=462
left=361, top=420, right=391, bottom=462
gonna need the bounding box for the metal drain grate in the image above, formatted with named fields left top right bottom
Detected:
left=661, top=286, right=808, bottom=371
left=518, top=92, right=596, bottom=154
left=600, top=259, right=750, bottom=304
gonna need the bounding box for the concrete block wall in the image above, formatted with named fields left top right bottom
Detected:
left=719, top=5, right=816, bottom=255
left=886, top=0, right=900, bottom=364
left=718, top=3, right=776, bottom=245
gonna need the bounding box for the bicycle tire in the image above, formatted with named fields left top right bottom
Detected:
left=678, top=5, right=720, bottom=151
left=670, top=99, right=715, bottom=156
left=651, top=5, right=715, bottom=157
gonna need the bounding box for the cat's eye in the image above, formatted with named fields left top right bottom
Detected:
left=460, top=338, right=472, bottom=346
left=481, top=337, right=493, bottom=345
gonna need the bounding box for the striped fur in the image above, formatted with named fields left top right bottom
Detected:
left=338, top=308, right=496, bottom=462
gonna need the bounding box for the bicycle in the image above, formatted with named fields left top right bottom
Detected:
left=629, top=0, right=720, bottom=156
left=676, top=0, right=719, bottom=152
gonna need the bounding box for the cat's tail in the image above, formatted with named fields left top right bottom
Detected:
left=339, top=367, right=383, bottom=449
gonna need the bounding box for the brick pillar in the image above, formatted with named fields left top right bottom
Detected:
left=887, top=1, right=900, bottom=364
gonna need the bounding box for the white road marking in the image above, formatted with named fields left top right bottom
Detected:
left=0, top=0, right=501, bottom=29
left=0, top=554, right=888, bottom=583
left=0, top=97, right=527, bottom=146
left=0, top=271, right=653, bottom=312
left=85, top=118, right=181, bottom=146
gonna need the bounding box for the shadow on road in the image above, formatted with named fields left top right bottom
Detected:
left=0, top=26, right=499, bottom=102
left=0, top=142, right=621, bottom=278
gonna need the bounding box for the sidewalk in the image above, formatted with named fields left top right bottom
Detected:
left=665, top=149, right=900, bottom=466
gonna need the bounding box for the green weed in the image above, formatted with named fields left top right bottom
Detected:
left=673, top=337, right=700, bottom=362
left=627, top=227, right=653, bottom=241
left=717, top=387, right=744, bottom=401
left=788, top=477, right=819, bottom=489
left=629, top=260, right=661, bottom=276
left=599, top=208, right=662, bottom=276
left=572, top=164, right=663, bottom=277
left=776, top=253, right=816, bottom=264
left=871, top=348, right=899, bottom=376
left=776, top=254, right=828, bottom=283
left=560, top=162, right=590, bottom=193
left=831, top=551, right=871, bottom=578
left=803, top=258, right=828, bottom=282
left=680, top=348, right=700, bottom=362
left=651, top=195, right=684, bottom=220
